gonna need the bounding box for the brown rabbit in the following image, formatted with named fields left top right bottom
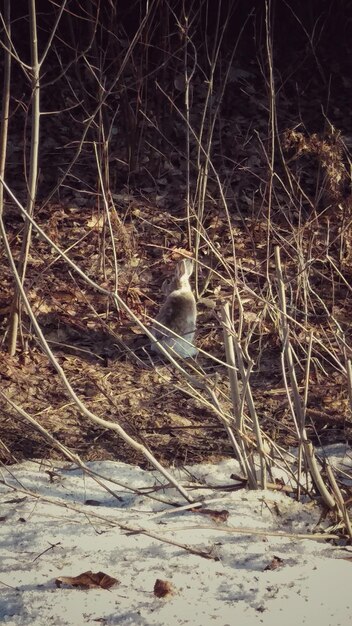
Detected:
left=151, top=259, right=198, bottom=358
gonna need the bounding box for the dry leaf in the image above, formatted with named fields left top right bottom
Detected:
left=87, top=214, right=105, bottom=230
left=264, top=556, right=284, bottom=571
left=130, top=325, right=145, bottom=335
left=169, top=248, right=193, bottom=261
left=153, top=579, right=175, bottom=597
left=55, top=571, right=118, bottom=589
left=191, top=508, right=230, bottom=523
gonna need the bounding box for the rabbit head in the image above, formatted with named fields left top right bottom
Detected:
left=161, top=258, right=194, bottom=296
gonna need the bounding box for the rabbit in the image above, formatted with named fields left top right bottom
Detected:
left=151, top=258, right=198, bottom=358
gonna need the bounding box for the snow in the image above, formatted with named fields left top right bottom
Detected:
left=1, top=449, right=352, bottom=626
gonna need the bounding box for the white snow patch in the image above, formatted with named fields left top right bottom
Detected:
left=1, top=449, right=352, bottom=626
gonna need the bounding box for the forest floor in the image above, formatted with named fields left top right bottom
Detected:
left=1, top=189, right=351, bottom=467
left=1, top=47, right=352, bottom=469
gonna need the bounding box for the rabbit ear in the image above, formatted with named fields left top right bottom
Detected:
left=177, top=258, right=194, bottom=279
left=161, top=279, right=171, bottom=295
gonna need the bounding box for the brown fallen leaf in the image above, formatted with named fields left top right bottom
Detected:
left=169, top=248, right=193, bottom=261
left=86, top=214, right=105, bottom=230
left=264, top=556, right=284, bottom=571
left=153, top=579, right=175, bottom=598
left=55, top=571, right=118, bottom=589
left=190, top=508, right=230, bottom=523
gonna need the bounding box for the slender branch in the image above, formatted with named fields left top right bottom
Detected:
left=0, top=0, right=11, bottom=217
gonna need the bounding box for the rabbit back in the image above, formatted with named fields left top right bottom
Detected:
left=151, top=262, right=197, bottom=357
left=154, top=291, right=196, bottom=338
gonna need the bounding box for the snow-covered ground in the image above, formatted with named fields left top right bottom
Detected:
left=1, top=447, right=352, bottom=626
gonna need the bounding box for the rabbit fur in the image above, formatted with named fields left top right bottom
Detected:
left=151, top=258, right=198, bottom=358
